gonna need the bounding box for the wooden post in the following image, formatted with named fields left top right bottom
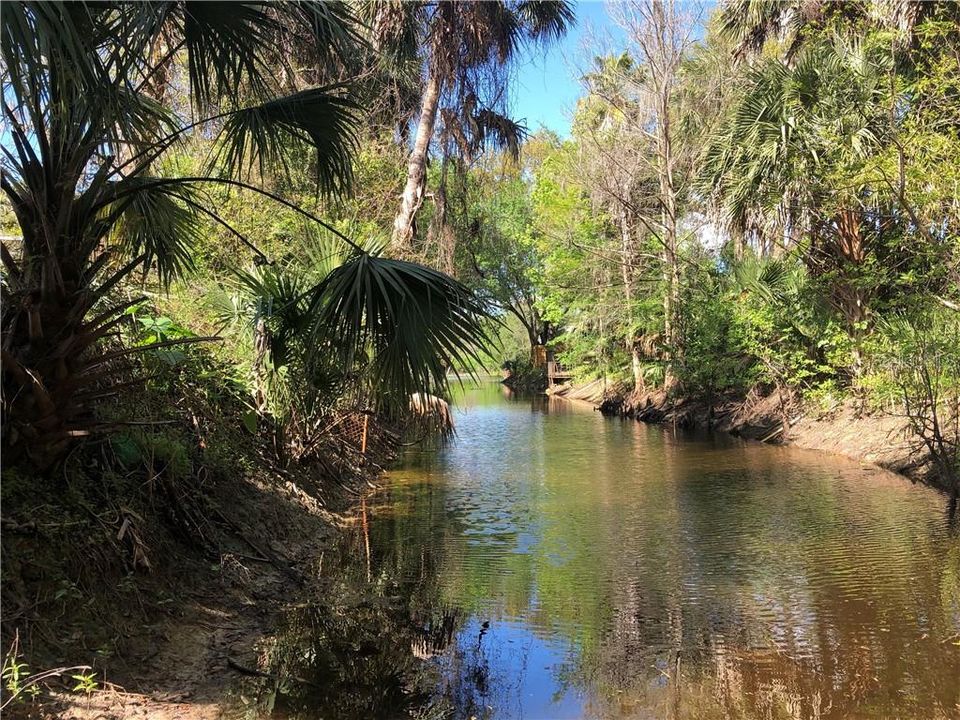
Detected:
left=360, top=413, right=369, bottom=455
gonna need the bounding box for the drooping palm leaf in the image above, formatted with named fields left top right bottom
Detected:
left=464, top=1, right=520, bottom=63
left=363, top=0, right=427, bottom=64
left=472, top=108, right=527, bottom=160
left=180, top=1, right=279, bottom=108
left=290, top=1, right=364, bottom=71
left=106, top=178, right=200, bottom=286
left=300, top=222, right=387, bottom=281
left=718, top=0, right=810, bottom=60
left=308, top=254, right=495, bottom=405
left=1, top=1, right=108, bottom=107
left=516, top=0, right=575, bottom=42
left=213, top=86, right=359, bottom=194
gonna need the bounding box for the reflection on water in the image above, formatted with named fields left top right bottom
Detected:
left=243, top=382, right=960, bottom=719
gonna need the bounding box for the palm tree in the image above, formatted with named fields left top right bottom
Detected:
left=717, top=0, right=812, bottom=60
left=1, top=1, right=491, bottom=468
left=718, top=0, right=956, bottom=61
left=373, top=0, right=574, bottom=251
left=699, top=35, right=897, bottom=371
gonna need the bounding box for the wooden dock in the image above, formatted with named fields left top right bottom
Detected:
left=546, top=360, right=574, bottom=388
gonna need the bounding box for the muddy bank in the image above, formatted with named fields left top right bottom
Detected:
left=551, top=380, right=951, bottom=493
left=0, top=405, right=403, bottom=719
left=2, top=464, right=360, bottom=720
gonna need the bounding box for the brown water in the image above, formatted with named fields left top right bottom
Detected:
left=249, top=382, right=960, bottom=719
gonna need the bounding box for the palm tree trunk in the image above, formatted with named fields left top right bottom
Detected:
left=833, top=208, right=868, bottom=378
left=732, top=227, right=745, bottom=260
left=393, top=71, right=442, bottom=251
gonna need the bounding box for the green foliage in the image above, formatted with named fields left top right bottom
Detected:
left=870, top=309, right=960, bottom=487
left=114, top=429, right=193, bottom=482
left=675, top=270, right=755, bottom=395
left=1, top=640, right=95, bottom=707
left=310, top=253, right=494, bottom=406
left=2, top=651, right=39, bottom=704
left=501, top=354, right=547, bottom=393
left=70, top=671, right=98, bottom=695
left=2, top=1, right=497, bottom=468
left=214, top=86, right=359, bottom=193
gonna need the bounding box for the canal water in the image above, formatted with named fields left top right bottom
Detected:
left=254, top=382, right=960, bottom=719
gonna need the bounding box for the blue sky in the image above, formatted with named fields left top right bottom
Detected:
left=511, top=1, right=712, bottom=137
left=511, top=1, right=625, bottom=138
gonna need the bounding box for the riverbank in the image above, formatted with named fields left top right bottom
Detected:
left=0, top=392, right=393, bottom=718
left=548, top=380, right=950, bottom=493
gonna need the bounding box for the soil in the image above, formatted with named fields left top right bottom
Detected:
left=1, top=459, right=362, bottom=720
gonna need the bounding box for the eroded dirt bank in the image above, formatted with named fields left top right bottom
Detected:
left=3, top=467, right=358, bottom=720
left=1, top=406, right=404, bottom=720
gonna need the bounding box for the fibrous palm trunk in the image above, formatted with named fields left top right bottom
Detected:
left=392, top=72, right=442, bottom=252
left=832, top=208, right=869, bottom=378
left=2, top=232, right=104, bottom=467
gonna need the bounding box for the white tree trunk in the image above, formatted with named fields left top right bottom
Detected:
left=619, top=205, right=644, bottom=392
left=393, top=72, right=442, bottom=251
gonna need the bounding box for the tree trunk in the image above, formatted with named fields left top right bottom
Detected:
left=619, top=205, right=643, bottom=392
left=2, top=234, right=100, bottom=468
left=658, top=89, right=681, bottom=391
left=626, top=0, right=687, bottom=392
left=426, top=154, right=455, bottom=274
left=393, top=71, right=442, bottom=252
left=732, top=227, right=745, bottom=261
left=833, top=208, right=869, bottom=378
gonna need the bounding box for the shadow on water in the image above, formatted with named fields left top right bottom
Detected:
left=230, top=382, right=960, bottom=720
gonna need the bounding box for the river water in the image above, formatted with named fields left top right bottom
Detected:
left=256, top=382, right=960, bottom=719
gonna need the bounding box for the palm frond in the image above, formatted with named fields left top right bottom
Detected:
left=300, top=222, right=388, bottom=281
left=363, top=0, right=426, bottom=63
left=230, top=263, right=311, bottom=367
left=472, top=108, right=527, bottom=160
left=213, top=86, right=359, bottom=194
left=464, top=1, right=520, bottom=63
left=108, top=85, right=183, bottom=160
left=307, top=254, right=495, bottom=405
left=180, top=1, right=279, bottom=108
left=516, top=0, right=575, bottom=42
left=291, top=1, right=364, bottom=69
left=1, top=2, right=108, bottom=106
left=106, top=178, right=199, bottom=286
left=718, top=0, right=808, bottom=60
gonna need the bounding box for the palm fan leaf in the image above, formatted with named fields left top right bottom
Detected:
left=180, top=1, right=279, bottom=108
left=308, top=255, right=495, bottom=405
left=105, top=178, right=200, bottom=286
left=214, top=85, right=359, bottom=194
left=1, top=1, right=108, bottom=106
left=516, top=0, right=575, bottom=42
left=230, top=263, right=311, bottom=367
left=464, top=1, right=521, bottom=63
left=290, top=1, right=364, bottom=69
